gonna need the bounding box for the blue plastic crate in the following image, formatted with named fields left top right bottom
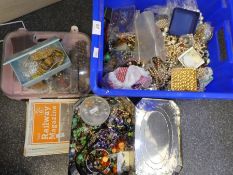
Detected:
left=91, top=0, right=233, bottom=99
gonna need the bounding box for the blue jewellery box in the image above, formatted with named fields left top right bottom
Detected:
left=169, top=7, right=200, bottom=36
left=3, top=37, right=71, bottom=88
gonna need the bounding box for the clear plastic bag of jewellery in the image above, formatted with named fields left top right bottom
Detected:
left=168, top=0, right=198, bottom=11
left=145, top=0, right=199, bottom=21
left=135, top=11, right=166, bottom=64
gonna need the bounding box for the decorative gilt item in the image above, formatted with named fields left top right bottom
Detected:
left=171, top=68, right=197, bottom=91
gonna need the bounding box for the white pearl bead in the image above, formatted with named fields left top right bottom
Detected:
left=71, top=148, right=75, bottom=153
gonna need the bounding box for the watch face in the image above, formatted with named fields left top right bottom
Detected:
left=80, top=96, right=111, bottom=126
left=135, top=99, right=182, bottom=175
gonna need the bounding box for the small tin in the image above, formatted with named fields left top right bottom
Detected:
left=3, top=37, right=71, bottom=88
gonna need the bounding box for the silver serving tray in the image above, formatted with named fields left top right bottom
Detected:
left=135, top=99, right=182, bottom=175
